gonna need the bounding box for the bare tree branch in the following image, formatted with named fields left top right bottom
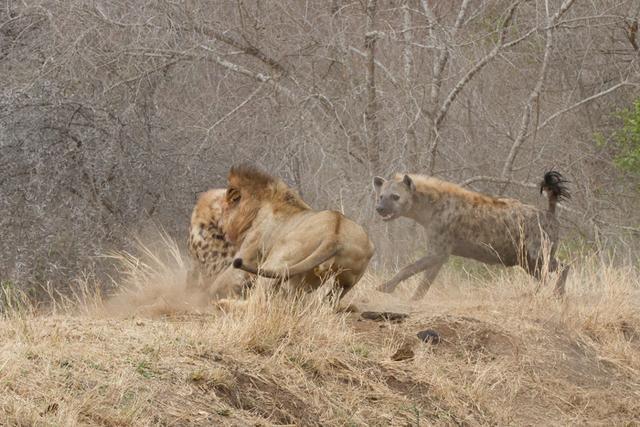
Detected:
left=424, top=0, right=471, bottom=173
left=421, top=0, right=470, bottom=112
left=402, top=2, right=412, bottom=85
left=402, top=1, right=418, bottom=169
left=193, top=23, right=287, bottom=75
left=364, top=0, right=380, bottom=170
left=435, top=1, right=520, bottom=129
left=500, top=0, right=578, bottom=181
left=193, top=83, right=265, bottom=156
left=105, top=58, right=182, bottom=93
left=528, top=81, right=634, bottom=136
left=459, top=175, right=538, bottom=189
left=348, top=46, right=398, bottom=86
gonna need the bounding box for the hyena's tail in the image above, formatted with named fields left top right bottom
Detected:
left=539, top=171, right=570, bottom=215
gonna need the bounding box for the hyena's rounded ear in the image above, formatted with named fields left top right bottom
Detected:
left=373, top=176, right=385, bottom=190
left=403, top=175, right=416, bottom=192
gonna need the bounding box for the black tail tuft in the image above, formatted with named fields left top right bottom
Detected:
left=540, top=171, right=570, bottom=214
left=540, top=171, right=570, bottom=201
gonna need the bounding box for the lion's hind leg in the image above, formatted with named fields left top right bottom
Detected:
left=320, top=269, right=356, bottom=302
left=208, top=265, right=252, bottom=301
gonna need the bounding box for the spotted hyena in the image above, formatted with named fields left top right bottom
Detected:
left=373, top=171, right=570, bottom=299
left=188, top=189, right=250, bottom=299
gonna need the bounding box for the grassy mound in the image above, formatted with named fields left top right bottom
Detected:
left=1, top=240, right=639, bottom=425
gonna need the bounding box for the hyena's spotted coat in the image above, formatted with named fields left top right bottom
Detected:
left=373, top=171, right=570, bottom=299
left=188, top=189, right=235, bottom=282
left=188, top=189, right=251, bottom=299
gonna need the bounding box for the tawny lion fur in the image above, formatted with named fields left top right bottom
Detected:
left=222, top=164, right=375, bottom=300
left=373, top=171, right=569, bottom=299
left=187, top=189, right=250, bottom=300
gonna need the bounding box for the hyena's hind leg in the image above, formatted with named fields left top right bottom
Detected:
left=549, top=258, right=569, bottom=297
left=524, top=252, right=568, bottom=298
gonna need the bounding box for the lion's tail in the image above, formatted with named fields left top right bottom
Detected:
left=233, top=238, right=339, bottom=279
left=539, top=171, right=570, bottom=215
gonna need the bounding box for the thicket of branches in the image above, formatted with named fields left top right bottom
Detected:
left=1, top=0, right=639, bottom=289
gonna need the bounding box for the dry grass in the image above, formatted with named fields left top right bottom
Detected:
left=1, top=237, right=639, bottom=426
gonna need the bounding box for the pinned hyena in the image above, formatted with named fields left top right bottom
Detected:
left=373, top=171, right=570, bottom=299
left=188, top=188, right=251, bottom=300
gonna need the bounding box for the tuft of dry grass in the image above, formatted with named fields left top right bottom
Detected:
left=99, top=232, right=212, bottom=318
left=1, top=238, right=639, bottom=426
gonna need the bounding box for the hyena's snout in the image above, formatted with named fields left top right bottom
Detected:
left=375, top=201, right=397, bottom=221
left=376, top=204, right=394, bottom=217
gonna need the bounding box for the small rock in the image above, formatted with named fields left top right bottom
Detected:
left=417, top=329, right=441, bottom=344
left=360, top=311, right=409, bottom=323
left=338, top=303, right=360, bottom=313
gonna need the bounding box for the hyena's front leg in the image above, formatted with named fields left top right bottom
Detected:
left=411, top=256, right=448, bottom=300
left=379, top=252, right=448, bottom=295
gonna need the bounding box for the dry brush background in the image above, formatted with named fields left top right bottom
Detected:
left=1, top=1, right=640, bottom=425
left=1, top=0, right=640, bottom=289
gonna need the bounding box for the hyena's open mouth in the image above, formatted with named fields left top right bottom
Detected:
left=379, top=212, right=397, bottom=221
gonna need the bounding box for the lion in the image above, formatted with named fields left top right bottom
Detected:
left=221, top=164, right=375, bottom=301
left=187, top=188, right=251, bottom=300
left=373, top=171, right=570, bottom=299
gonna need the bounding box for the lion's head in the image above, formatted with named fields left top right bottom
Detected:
left=222, top=164, right=310, bottom=243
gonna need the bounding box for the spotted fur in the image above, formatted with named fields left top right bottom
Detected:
left=373, top=171, right=570, bottom=299
left=188, top=189, right=235, bottom=283
left=187, top=189, right=252, bottom=301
